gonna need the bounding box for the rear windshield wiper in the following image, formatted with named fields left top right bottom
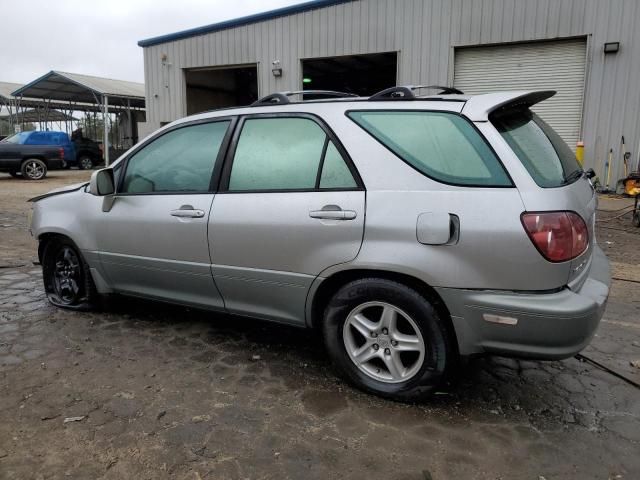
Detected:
left=562, top=169, right=584, bottom=185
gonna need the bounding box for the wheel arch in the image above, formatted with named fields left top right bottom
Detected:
left=22, top=156, right=48, bottom=164
left=37, top=231, right=80, bottom=263
left=307, top=268, right=458, bottom=352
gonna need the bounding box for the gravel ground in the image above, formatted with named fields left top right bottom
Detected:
left=0, top=171, right=639, bottom=480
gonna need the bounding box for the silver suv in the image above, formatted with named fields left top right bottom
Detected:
left=30, top=86, right=610, bottom=401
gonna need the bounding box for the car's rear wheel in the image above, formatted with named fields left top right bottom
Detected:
left=322, top=278, right=455, bottom=402
left=21, top=158, right=47, bottom=180
left=42, top=237, right=98, bottom=310
left=78, top=155, right=94, bottom=170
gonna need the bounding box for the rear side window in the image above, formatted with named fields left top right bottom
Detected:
left=348, top=110, right=511, bottom=187
left=25, top=132, right=50, bottom=145
left=228, top=117, right=358, bottom=191
left=491, top=110, right=581, bottom=188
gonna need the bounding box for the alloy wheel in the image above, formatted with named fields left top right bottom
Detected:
left=80, top=157, right=93, bottom=170
left=342, top=301, right=426, bottom=383
left=24, top=161, right=45, bottom=180
left=53, top=247, right=82, bottom=304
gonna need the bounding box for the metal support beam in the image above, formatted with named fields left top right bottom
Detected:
left=103, top=94, right=109, bottom=166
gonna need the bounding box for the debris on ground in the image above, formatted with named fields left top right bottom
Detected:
left=63, top=416, right=86, bottom=424
left=191, top=414, right=211, bottom=423
left=630, top=360, right=640, bottom=369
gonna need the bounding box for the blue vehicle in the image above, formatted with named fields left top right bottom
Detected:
left=2, top=130, right=104, bottom=171
left=17, top=131, right=76, bottom=164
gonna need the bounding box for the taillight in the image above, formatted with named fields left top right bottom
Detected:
left=521, top=211, right=589, bottom=263
left=58, top=148, right=64, bottom=159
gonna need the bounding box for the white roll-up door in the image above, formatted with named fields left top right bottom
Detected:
left=454, top=39, right=587, bottom=149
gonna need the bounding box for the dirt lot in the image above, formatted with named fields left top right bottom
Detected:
left=1, top=171, right=639, bottom=480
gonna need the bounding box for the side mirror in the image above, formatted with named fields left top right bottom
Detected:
left=585, top=168, right=596, bottom=179
left=90, top=168, right=115, bottom=196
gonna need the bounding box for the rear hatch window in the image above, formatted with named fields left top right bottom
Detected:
left=491, top=109, right=582, bottom=188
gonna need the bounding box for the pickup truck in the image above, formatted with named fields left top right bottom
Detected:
left=0, top=132, right=66, bottom=180
left=0, top=130, right=104, bottom=179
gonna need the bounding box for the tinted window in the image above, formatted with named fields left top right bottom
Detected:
left=229, top=117, right=326, bottom=191
left=492, top=110, right=581, bottom=188
left=25, top=132, right=50, bottom=145
left=320, top=141, right=357, bottom=189
left=122, top=121, right=229, bottom=194
left=348, top=111, right=511, bottom=186
left=2, top=132, right=31, bottom=144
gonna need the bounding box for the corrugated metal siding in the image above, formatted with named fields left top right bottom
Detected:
left=142, top=0, right=640, bottom=177
left=454, top=39, right=587, bottom=149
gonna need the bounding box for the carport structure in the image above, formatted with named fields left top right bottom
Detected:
left=11, top=71, right=145, bottom=165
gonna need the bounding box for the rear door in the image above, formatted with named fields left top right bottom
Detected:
left=95, top=119, right=233, bottom=309
left=208, top=114, right=365, bottom=324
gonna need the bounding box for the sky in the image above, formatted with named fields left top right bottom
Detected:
left=0, top=0, right=300, bottom=85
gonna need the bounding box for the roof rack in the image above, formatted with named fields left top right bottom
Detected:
left=251, top=90, right=358, bottom=106
left=369, top=85, right=464, bottom=101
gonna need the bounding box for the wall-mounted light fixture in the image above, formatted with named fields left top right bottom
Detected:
left=272, top=60, right=283, bottom=77
left=604, top=42, right=620, bottom=54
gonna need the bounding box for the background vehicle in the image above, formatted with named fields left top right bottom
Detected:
left=71, top=129, right=104, bottom=170
left=0, top=132, right=65, bottom=179
left=1, top=130, right=103, bottom=176
left=29, top=87, right=610, bottom=401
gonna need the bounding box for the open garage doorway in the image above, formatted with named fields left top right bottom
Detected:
left=301, top=52, right=397, bottom=98
left=185, top=65, right=258, bottom=115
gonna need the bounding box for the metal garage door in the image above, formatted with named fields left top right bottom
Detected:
left=454, top=39, right=587, bottom=149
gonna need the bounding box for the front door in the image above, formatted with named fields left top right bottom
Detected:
left=209, top=114, right=365, bottom=324
left=95, top=119, right=233, bottom=309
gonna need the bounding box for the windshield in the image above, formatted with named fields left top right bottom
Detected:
left=2, top=132, right=31, bottom=144
left=491, top=110, right=581, bottom=188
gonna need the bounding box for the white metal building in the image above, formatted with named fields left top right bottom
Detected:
left=138, top=0, right=640, bottom=178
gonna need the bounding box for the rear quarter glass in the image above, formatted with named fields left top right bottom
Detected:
left=490, top=109, right=581, bottom=188
left=347, top=110, right=513, bottom=187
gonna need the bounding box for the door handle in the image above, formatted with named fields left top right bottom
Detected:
left=309, top=205, right=357, bottom=220
left=170, top=205, right=205, bottom=218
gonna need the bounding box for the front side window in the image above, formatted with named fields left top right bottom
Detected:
left=228, top=117, right=357, bottom=191
left=348, top=110, right=512, bottom=187
left=2, top=132, right=31, bottom=144
left=122, top=121, right=229, bottom=194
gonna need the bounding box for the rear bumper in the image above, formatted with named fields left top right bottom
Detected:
left=436, top=245, right=611, bottom=360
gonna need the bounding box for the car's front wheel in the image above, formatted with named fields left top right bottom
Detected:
left=322, top=278, right=455, bottom=402
left=21, top=158, right=47, bottom=180
left=41, top=237, right=98, bottom=310
left=78, top=155, right=94, bottom=170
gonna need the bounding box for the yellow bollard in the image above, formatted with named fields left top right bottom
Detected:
left=576, top=141, right=585, bottom=166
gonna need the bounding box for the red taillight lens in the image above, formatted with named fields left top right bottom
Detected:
left=58, top=147, right=64, bottom=159
left=521, top=211, right=589, bottom=262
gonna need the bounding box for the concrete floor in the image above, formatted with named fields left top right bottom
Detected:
left=0, top=171, right=639, bottom=479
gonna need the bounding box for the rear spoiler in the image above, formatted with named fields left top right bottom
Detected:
left=461, top=90, right=556, bottom=121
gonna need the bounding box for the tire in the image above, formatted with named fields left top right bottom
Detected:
left=21, top=158, right=47, bottom=180
left=322, top=278, right=455, bottom=402
left=78, top=155, right=94, bottom=170
left=41, top=236, right=99, bottom=310
left=9, top=171, right=21, bottom=178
